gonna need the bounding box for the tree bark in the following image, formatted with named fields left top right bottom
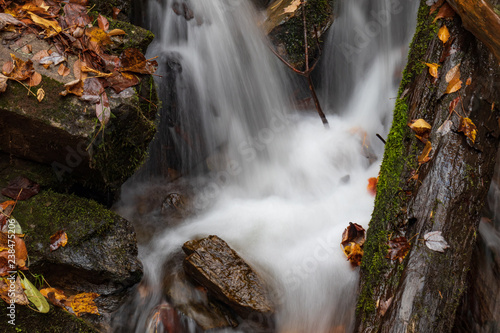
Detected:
left=355, top=1, right=500, bottom=332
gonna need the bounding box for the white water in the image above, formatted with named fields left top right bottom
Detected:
left=116, top=0, right=419, bottom=332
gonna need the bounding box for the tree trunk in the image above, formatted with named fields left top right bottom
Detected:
left=355, top=1, right=500, bottom=332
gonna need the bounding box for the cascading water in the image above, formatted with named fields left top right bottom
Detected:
left=114, top=0, right=419, bottom=332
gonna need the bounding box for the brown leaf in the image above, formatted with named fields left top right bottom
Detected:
left=432, top=3, right=456, bottom=23
left=119, top=48, right=157, bottom=74
left=36, top=88, right=45, bottom=102
left=107, top=29, right=126, bottom=37
left=28, top=12, right=61, bottom=37
left=1, top=176, right=40, bottom=200
left=449, top=96, right=460, bottom=114
left=429, top=0, right=445, bottom=15
left=7, top=54, right=34, bottom=81
left=424, top=63, right=439, bottom=78
left=458, top=117, right=477, bottom=143
left=60, top=79, right=84, bottom=97
left=418, top=141, right=432, bottom=164
left=341, top=222, right=366, bottom=247
left=49, top=230, right=68, bottom=251
left=81, top=77, right=104, bottom=102
left=62, top=3, right=91, bottom=28
left=386, top=237, right=411, bottom=263
left=0, top=233, right=27, bottom=268
left=367, top=177, right=378, bottom=196
left=466, top=77, right=472, bottom=86
left=445, top=64, right=462, bottom=94
left=21, top=44, right=32, bottom=54
left=0, top=276, right=28, bottom=305
left=379, top=297, right=393, bottom=316
left=71, top=292, right=100, bottom=316
left=0, top=13, right=25, bottom=29
left=438, top=25, right=450, bottom=44
left=343, top=242, right=363, bottom=267
left=31, top=49, right=49, bottom=62
left=106, top=71, right=139, bottom=93
left=73, top=59, right=87, bottom=81
left=57, top=64, right=70, bottom=77
left=29, top=71, right=42, bottom=87
left=97, top=14, right=109, bottom=32
left=112, top=7, right=121, bottom=20
left=96, top=91, right=111, bottom=126
left=0, top=74, right=7, bottom=93
left=2, top=61, right=13, bottom=76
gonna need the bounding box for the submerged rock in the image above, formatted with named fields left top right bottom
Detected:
left=182, top=236, right=274, bottom=319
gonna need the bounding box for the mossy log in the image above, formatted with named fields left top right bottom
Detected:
left=355, top=1, right=500, bottom=332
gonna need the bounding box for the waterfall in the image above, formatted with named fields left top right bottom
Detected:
left=114, top=0, right=419, bottom=332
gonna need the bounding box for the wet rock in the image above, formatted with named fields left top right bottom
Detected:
left=264, top=0, right=335, bottom=70
left=182, top=236, right=274, bottom=320
left=0, top=21, right=156, bottom=201
left=0, top=161, right=143, bottom=331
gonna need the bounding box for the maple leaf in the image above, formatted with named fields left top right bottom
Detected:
left=438, top=25, right=450, bottom=44
left=49, top=230, right=68, bottom=251
left=423, top=231, right=449, bottom=252
left=458, top=117, right=477, bottom=143
left=424, top=63, right=439, bottom=78
left=386, top=237, right=410, bottom=263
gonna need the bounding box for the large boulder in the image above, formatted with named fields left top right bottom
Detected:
left=0, top=16, right=157, bottom=201
left=0, top=155, right=142, bottom=331
left=182, top=236, right=274, bottom=321
left=264, top=0, right=335, bottom=70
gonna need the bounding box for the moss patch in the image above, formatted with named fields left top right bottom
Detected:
left=356, top=0, right=438, bottom=322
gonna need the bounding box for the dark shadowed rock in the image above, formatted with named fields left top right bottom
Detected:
left=182, top=236, right=274, bottom=319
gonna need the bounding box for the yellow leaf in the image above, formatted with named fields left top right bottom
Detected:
left=418, top=141, right=432, bottom=164
left=85, top=27, right=112, bottom=46
left=408, top=119, right=432, bottom=136
left=71, top=292, right=100, bottom=316
left=438, top=25, right=450, bottom=44
left=40, top=288, right=66, bottom=300
left=107, top=29, right=126, bottom=37
left=445, top=64, right=462, bottom=94
left=28, top=12, right=61, bottom=37
left=37, top=88, right=45, bottom=102
left=458, top=117, right=477, bottom=143
left=425, top=63, right=439, bottom=78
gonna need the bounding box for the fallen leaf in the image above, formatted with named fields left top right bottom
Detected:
left=437, top=120, right=453, bottom=136
left=284, top=0, right=301, bottom=14
left=432, top=3, right=456, bottom=23
left=438, top=25, right=450, bottom=44
left=0, top=233, right=28, bottom=268
left=445, top=64, right=462, bottom=94
left=81, top=65, right=112, bottom=78
left=0, top=74, right=7, bottom=93
left=40, top=287, right=66, bottom=301
left=0, top=13, right=25, bottom=29
left=21, top=44, right=32, bottom=54
left=425, top=63, right=439, bottom=78
left=341, top=222, right=366, bottom=247
left=49, top=230, right=68, bottom=251
left=449, top=96, right=460, bottom=114
left=424, top=231, right=449, bottom=252
left=0, top=216, right=23, bottom=234
left=112, top=7, right=121, bottom=20
left=367, top=177, right=378, bottom=196
left=119, top=48, right=157, bottom=75
left=458, top=117, right=477, bottom=143
left=37, top=88, right=45, bottom=102
left=97, top=14, right=109, bottom=32
left=96, top=91, right=111, bottom=126
left=379, top=296, right=393, bottom=316
left=107, top=29, right=126, bottom=37
left=28, top=12, right=61, bottom=37
left=386, top=237, right=410, bottom=263
left=57, top=64, right=70, bottom=77
left=73, top=59, right=86, bottom=81
left=29, top=71, right=42, bottom=87
left=466, top=77, right=472, bottom=86
left=21, top=274, right=50, bottom=313
left=0, top=276, right=28, bottom=305
left=81, top=77, right=104, bottom=103
left=7, top=54, right=34, bottom=81
left=418, top=141, right=432, bottom=164
left=106, top=71, right=139, bottom=93
left=408, top=119, right=432, bottom=142
left=429, top=0, right=445, bottom=15
left=60, top=79, right=84, bottom=97
left=31, top=50, right=50, bottom=62
left=85, top=27, right=112, bottom=46
left=39, top=52, right=66, bottom=66
left=1, top=176, right=40, bottom=200
left=71, top=292, right=100, bottom=316
left=342, top=242, right=363, bottom=267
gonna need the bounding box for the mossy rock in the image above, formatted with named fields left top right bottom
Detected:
left=265, top=0, right=335, bottom=70
left=88, top=0, right=131, bottom=22
left=0, top=28, right=157, bottom=202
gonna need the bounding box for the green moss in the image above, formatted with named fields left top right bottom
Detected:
left=107, top=18, right=155, bottom=54
left=356, top=0, right=439, bottom=323
left=270, top=0, right=333, bottom=70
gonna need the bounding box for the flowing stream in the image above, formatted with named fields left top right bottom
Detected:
left=114, top=0, right=419, bottom=332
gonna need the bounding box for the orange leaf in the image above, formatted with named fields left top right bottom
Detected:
left=60, top=79, right=84, bottom=97
left=367, top=177, right=378, bottom=196
left=418, top=141, right=432, bottom=164
left=49, top=230, right=68, bottom=251
left=458, top=117, right=477, bottom=143
left=71, top=292, right=100, bottom=316
left=408, top=119, right=432, bottom=136
left=97, top=14, right=109, bottom=32
left=424, top=63, right=439, bottom=78
left=29, top=71, right=42, bottom=87
left=342, top=242, right=363, bottom=267
left=466, top=77, right=472, bottom=86
left=28, top=12, right=61, bottom=37
left=107, top=29, right=126, bottom=37
left=445, top=64, right=462, bottom=94
left=438, top=25, right=450, bottom=44
left=57, top=64, right=70, bottom=77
